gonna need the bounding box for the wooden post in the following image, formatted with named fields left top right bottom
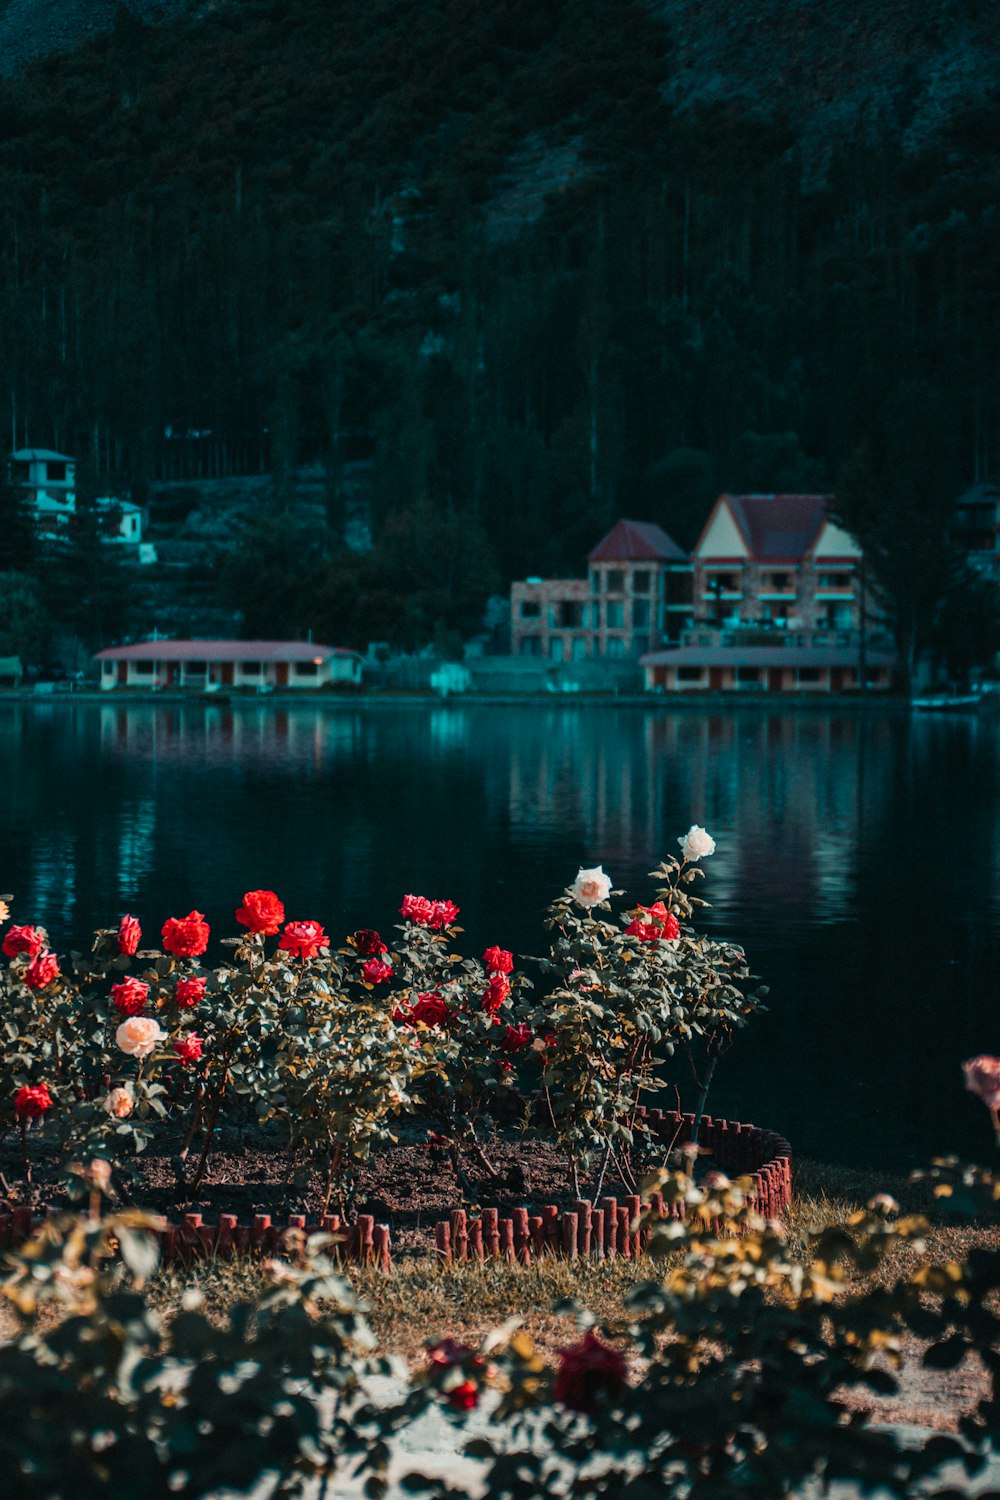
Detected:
left=450, top=1209, right=469, bottom=1263
left=574, top=1199, right=592, bottom=1258
left=561, top=1212, right=579, bottom=1260
left=482, top=1207, right=500, bottom=1258
left=590, top=1208, right=605, bottom=1259
left=435, top=1221, right=452, bottom=1266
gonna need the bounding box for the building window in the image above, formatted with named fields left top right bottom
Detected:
left=549, top=636, right=564, bottom=661
left=606, top=601, right=624, bottom=628
left=633, top=634, right=649, bottom=657
left=590, top=570, right=601, bottom=594
left=606, top=637, right=626, bottom=658
left=520, top=599, right=541, bottom=619
left=818, top=573, right=852, bottom=590
left=769, top=572, right=790, bottom=591
left=632, top=570, right=650, bottom=593
left=519, top=637, right=542, bottom=656
left=797, top=667, right=822, bottom=684
left=133, top=661, right=155, bottom=675
left=552, top=600, right=584, bottom=628
left=295, top=661, right=319, bottom=675
left=102, top=660, right=113, bottom=675
left=677, top=666, right=704, bottom=682
left=632, top=599, right=650, bottom=628
left=46, top=461, right=67, bottom=481
left=572, top=636, right=588, bottom=661
left=606, top=569, right=625, bottom=593
left=590, top=602, right=601, bottom=629
left=185, top=660, right=207, bottom=675
left=736, top=666, right=761, bottom=683
left=241, top=661, right=261, bottom=675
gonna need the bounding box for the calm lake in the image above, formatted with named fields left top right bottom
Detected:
left=2, top=699, right=998, bottom=1171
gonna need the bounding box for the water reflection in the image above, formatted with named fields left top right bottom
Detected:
left=1, top=701, right=999, bottom=1169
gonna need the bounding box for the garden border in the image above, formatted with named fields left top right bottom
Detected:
left=433, top=1107, right=793, bottom=1265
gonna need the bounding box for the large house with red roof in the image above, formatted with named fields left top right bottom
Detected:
left=95, top=640, right=362, bottom=691
left=641, top=494, right=895, bottom=693
left=510, top=519, right=692, bottom=663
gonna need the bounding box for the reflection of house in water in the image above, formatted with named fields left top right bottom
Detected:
left=497, top=710, right=895, bottom=925
left=98, top=705, right=365, bottom=769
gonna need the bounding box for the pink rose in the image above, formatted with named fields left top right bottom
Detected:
left=963, top=1055, right=1000, bottom=1110
left=678, top=825, right=716, bottom=861
left=161, top=911, right=210, bottom=957
left=117, top=914, right=142, bottom=956
left=569, top=867, right=612, bottom=909
left=103, top=1086, right=134, bottom=1118
left=111, top=977, right=149, bottom=1016
left=277, top=919, right=328, bottom=961
left=116, top=1016, right=167, bottom=1059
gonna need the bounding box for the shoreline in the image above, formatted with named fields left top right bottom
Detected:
left=0, top=688, right=918, bottom=711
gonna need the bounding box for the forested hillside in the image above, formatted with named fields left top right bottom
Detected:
left=0, top=0, right=997, bottom=650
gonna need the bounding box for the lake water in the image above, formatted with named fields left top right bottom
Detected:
left=2, top=699, right=998, bottom=1171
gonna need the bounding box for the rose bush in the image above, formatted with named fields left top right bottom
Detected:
left=0, top=832, right=763, bottom=1208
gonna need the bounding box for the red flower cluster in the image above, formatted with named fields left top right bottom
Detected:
left=175, top=975, right=207, bottom=1009
left=353, top=929, right=387, bottom=957
left=14, top=1083, right=52, bottom=1119
left=500, top=1022, right=533, bottom=1053
left=111, top=977, right=149, bottom=1017
left=277, top=919, right=328, bottom=961
left=362, top=957, right=393, bottom=984
left=394, top=990, right=450, bottom=1029
left=235, top=889, right=285, bottom=936
left=161, top=911, right=211, bottom=957
left=427, top=1338, right=484, bottom=1410
left=482, top=972, right=510, bottom=1015
left=625, top=901, right=680, bottom=943
left=117, top=914, right=142, bottom=956
left=3, top=924, right=44, bottom=959
left=553, top=1330, right=628, bottom=1413
left=174, top=1033, right=204, bottom=1065
left=24, top=951, right=60, bottom=991
left=400, top=894, right=460, bottom=930
left=483, top=945, right=513, bottom=974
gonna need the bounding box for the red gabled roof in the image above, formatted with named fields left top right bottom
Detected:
left=94, top=640, right=358, bottom=662
left=722, top=495, right=830, bottom=562
left=588, top=518, right=687, bottom=563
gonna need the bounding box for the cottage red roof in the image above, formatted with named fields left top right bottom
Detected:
left=94, top=640, right=358, bottom=662
left=588, top=518, right=687, bottom=563
left=721, top=495, right=830, bottom=562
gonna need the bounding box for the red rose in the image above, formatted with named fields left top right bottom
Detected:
left=175, top=975, right=207, bottom=1009
left=117, top=914, right=142, bottom=956
left=399, top=895, right=460, bottom=929
left=553, top=1330, right=628, bottom=1413
left=161, top=911, right=210, bottom=957
left=625, top=901, right=680, bottom=943
left=483, top=972, right=510, bottom=1015
left=500, top=1022, right=533, bottom=1053
left=402, top=990, right=450, bottom=1029
left=483, top=945, right=513, bottom=974
left=362, top=957, right=393, bottom=984
left=111, top=977, right=149, bottom=1016
left=14, top=1083, right=52, bottom=1119
left=173, top=1033, right=204, bottom=1065
left=447, top=1380, right=480, bottom=1410
left=278, top=919, right=328, bottom=961
left=354, top=929, right=387, bottom=957
left=24, top=950, right=60, bottom=991
left=3, top=924, right=45, bottom=959
left=235, top=889, right=285, bottom=936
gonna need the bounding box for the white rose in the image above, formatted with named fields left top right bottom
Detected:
left=103, top=1085, right=134, bottom=1118
left=116, top=1016, right=166, bottom=1059
left=570, top=865, right=612, bottom=909
left=678, top=825, right=716, bottom=862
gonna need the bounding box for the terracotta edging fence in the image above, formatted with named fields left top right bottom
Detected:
left=0, top=1110, right=790, bottom=1275
left=433, top=1107, right=793, bottom=1266
left=0, top=1203, right=392, bottom=1273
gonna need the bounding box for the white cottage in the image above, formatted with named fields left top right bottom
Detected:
left=95, top=640, right=363, bottom=691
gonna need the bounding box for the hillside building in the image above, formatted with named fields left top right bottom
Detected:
left=510, top=518, right=692, bottom=663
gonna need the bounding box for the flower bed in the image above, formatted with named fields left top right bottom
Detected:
left=0, top=827, right=777, bottom=1248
